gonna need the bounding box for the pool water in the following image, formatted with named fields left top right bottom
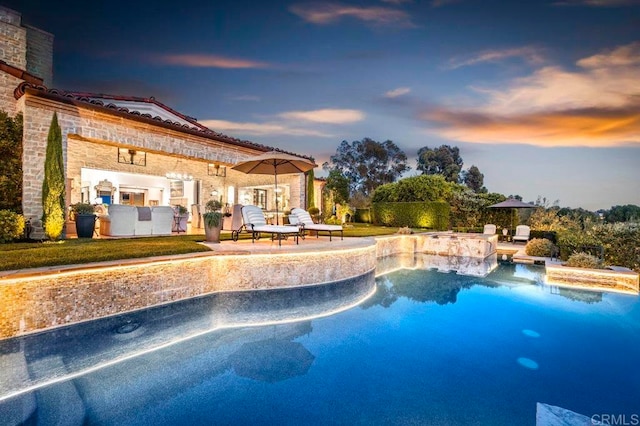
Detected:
left=1, top=259, right=639, bottom=425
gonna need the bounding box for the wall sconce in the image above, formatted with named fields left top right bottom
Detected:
left=208, top=163, right=226, bottom=177
left=118, top=148, right=146, bottom=166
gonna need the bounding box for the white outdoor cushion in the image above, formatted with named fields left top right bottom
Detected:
left=105, top=204, right=136, bottom=236
left=152, top=206, right=174, bottom=235
left=291, top=208, right=342, bottom=231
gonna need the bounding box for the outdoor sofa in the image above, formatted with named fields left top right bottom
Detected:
left=99, top=204, right=174, bottom=237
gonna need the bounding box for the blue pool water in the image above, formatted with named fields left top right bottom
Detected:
left=1, top=257, right=639, bottom=425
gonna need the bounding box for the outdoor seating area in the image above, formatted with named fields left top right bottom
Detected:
left=99, top=205, right=174, bottom=237
left=512, top=225, right=531, bottom=244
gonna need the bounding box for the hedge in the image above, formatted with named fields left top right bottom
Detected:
left=354, top=208, right=372, bottom=223
left=372, top=201, right=449, bottom=230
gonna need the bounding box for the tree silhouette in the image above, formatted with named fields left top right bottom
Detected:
left=324, top=138, right=409, bottom=196
left=416, top=144, right=463, bottom=183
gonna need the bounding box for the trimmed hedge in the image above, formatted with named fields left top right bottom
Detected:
left=372, top=201, right=449, bottom=230
left=354, top=208, right=372, bottom=223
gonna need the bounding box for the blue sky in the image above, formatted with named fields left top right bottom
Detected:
left=9, top=0, right=640, bottom=210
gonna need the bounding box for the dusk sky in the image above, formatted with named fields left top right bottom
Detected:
left=8, top=0, right=640, bottom=211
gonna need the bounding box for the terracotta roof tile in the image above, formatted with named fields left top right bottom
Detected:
left=0, top=60, right=43, bottom=85
left=14, top=82, right=314, bottom=161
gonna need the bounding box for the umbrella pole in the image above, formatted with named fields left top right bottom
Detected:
left=274, top=170, right=279, bottom=225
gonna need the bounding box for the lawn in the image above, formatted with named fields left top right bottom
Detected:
left=0, top=224, right=399, bottom=272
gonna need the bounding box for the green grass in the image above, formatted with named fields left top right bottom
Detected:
left=0, top=224, right=399, bottom=272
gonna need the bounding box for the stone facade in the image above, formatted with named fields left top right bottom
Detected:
left=0, top=6, right=53, bottom=114
left=24, top=24, right=53, bottom=87
left=21, top=93, right=305, bottom=237
left=0, top=7, right=27, bottom=71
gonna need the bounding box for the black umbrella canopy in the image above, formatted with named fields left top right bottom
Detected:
left=231, top=151, right=317, bottom=224
left=488, top=199, right=536, bottom=236
left=488, top=199, right=536, bottom=209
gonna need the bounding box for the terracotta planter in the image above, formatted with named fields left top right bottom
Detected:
left=205, top=223, right=222, bottom=243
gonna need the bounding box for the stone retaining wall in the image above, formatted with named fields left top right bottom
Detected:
left=0, top=233, right=500, bottom=340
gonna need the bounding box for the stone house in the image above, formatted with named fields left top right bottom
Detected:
left=0, top=6, right=313, bottom=238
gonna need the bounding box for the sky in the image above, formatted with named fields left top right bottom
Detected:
left=8, top=0, right=640, bottom=211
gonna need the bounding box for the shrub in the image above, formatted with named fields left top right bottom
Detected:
left=204, top=199, right=223, bottom=228
left=70, top=202, right=95, bottom=215
left=525, top=238, right=558, bottom=257
left=372, top=201, right=449, bottom=230
left=0, top=210, right=25, bottom=243
left=354, top=208, right=372, bottom=223
left=565, top=252, right=606, bottom=269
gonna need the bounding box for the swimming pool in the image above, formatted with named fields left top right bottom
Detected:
left=1, top=257, right=639, bottom=425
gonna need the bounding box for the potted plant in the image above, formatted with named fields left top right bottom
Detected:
left=203, top=199, right=223, bottom=243
left=174, top=205, right=189, bottom=232
left=70, top=202, right=96, bottom=238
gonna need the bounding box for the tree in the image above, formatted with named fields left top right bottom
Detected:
left=42, top=112, right=65, bottom=240
left=605, top=204, right=640, bottom=223
left=324, top=169, right=350, bottom=206
left=0, top=111, right=23, bottom=212
left=306, top=168, right=315, bottom=209
left=462, top=165, right=487, bottom=193
left=324, top=138, right=409, bottom=196
left=416, top=144, right=463, bottom=183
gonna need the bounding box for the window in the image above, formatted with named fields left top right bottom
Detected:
left=253, top=189, right=267, bottom=209
left=170, top=180, right=184, bottom=197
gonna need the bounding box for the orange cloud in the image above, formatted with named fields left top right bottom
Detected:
left=289, top=2, right=415, bottom=27
left=424, top=42, right=640, bottom=147
left=425, top=107, right=640, bottom=147
left=159, top=54, right=269, bottom=69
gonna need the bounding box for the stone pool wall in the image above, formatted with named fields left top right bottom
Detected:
left=545, top=263, right=639, bottom=295
left=0, top=233, right=497, bottom=340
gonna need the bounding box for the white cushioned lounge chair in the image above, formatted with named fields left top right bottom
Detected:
left=513, top=225, right=531, bottom=244
left=240, top=205, right=300, bottom=246
left=483, top=224, right=497, bottom=235
left=290, top=208, right=343, bottom=241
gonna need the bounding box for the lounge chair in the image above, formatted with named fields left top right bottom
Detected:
left=240, top=205, right=300, bottom=246
left=513, top=225, right=531, bottom=244
left=290, top=208, right=343, bottom=241
left=483, top=224, right=497, bottom=235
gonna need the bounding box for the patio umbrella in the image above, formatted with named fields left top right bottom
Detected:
left=488, top=198, right=536, bottom=236
left=231, top=151, right=317, bottom=224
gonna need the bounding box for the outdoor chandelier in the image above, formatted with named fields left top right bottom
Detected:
left=165, top=172, right=193, bottom=181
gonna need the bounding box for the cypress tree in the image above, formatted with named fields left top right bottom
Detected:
left=306, top=168, right=315, bottom=209
left=42, top=112, right=65, bottom=239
